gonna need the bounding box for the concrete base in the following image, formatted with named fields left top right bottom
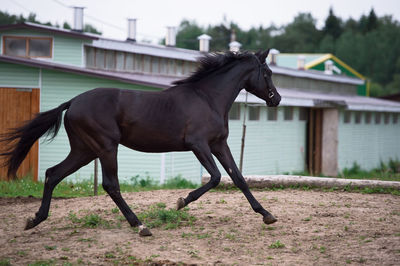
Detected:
left=202, top=175, right=400, bottom=190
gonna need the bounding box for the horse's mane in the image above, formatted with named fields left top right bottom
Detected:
left=172, top=51, right=255, bottom=86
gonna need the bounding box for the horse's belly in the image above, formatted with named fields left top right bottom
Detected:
left=120, top=129, right=188, bottom=153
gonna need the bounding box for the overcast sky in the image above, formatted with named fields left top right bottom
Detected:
left=3, top=0, right=400, bottom=43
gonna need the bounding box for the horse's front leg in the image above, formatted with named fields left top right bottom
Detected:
left=176, top=142, right=221, bottom=209
left=211, top=141, right=277, bottom=224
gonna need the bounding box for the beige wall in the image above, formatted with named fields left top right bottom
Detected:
left=322, top=109, right=339, bottom=176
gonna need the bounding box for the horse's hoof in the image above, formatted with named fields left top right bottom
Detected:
left=25, top=217, right=35, bottom=230
left=176, top=197, right=186, bottom=210
left=263, top=214, right=277, bottom=225
left=138, top=225, right=152, bottom=237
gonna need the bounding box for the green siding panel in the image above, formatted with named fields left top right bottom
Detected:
left=338, top=110, right=400, bottom=171
left=53, top=36, right=89, bottom=66
left=224, top=106, right=307, bottom=176
left=0, top=61, right=39, bottom=87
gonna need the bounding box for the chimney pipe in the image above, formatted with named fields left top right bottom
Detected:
left=127, top=18, right=137, bottom=42
left=269, top=48, right=279, bottom=65
left=229, top=41, right=241, bottom=52
left=166, top=26, right=176, bottom=46
left=72, top=6, right=84, bottom=32
left=297, top=55, right=306, bottom=70
left=197, top=34, right=212, bottom=52
left=324, top=60, right=334, bottom=75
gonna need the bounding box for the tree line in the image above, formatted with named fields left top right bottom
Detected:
left=175, top=9, right=400, bottom=97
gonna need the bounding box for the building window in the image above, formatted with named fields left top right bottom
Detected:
left=248, top=106, right=260, bottom=121
left=375, top=112, right=381, bottom=124
left=284, top=107, right=293, bottom=120
left=267, top=107, right=277, bottom=121
left=354, top=112, right=362, bottom=124
left=229, top=103, right=240, bottom=120
left=384, top=113, right=390, bottom=124
left=393, top=113, right=398, bottom=124
left=3, top=36, right=52, bottom=58
left=365, top=112, right=371, bottom=124
left=299, top=107, right=308, bottom=121
left=343, top=111, right=351, bottom=123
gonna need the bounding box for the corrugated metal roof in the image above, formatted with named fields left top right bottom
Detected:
left=0, top=22, right=99, bottom=40
left=90, top=38, right=202, bottom=61
left=235, top=88, right=400, bottom=112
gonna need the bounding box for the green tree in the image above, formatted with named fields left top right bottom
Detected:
left=175, top=20, right=204, bottom=50
left=273, top=13, right=321, bottom=52
left=323, top=7, right=343, bottom=39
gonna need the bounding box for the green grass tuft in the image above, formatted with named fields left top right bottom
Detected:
left=138, top=203, right=196, bottom=229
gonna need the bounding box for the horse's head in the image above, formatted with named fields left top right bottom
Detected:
left=244, top=49, right=281, bottom=107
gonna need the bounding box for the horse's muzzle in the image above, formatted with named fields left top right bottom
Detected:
left=266, top=94, right=281, bottom=107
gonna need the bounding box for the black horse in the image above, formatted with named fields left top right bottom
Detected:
left=0, top=49, right=281, bottom=236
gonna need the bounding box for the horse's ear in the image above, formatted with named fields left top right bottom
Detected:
left=257, top=49, right=270, bottom=64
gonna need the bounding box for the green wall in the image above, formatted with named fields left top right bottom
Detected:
left=338, top=110, right=400, bottom=171
left=0, top=61, right=39, bottom=87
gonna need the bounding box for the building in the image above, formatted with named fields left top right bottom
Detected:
left=269, top=51, right=369, bottom=96
left=1, top=14, right=399, bottom=183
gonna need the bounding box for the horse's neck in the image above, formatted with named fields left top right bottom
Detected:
left=200, top=63, right=252, bottom=116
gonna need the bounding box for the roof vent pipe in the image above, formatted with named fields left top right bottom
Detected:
left=197, top=34, right=212, bottom=52
left=229, top=41, right=241, bottom=52
left=166, top=26, right=176, bottom=46
left=297, top=55, right=306, bottom=70
left=269, top=48, right=279, bottom=65
left=72, top=6, right=84, bottom=32
left=127, top=18, right=137, bottom=42
left=324, top=60, right=334, bottom=75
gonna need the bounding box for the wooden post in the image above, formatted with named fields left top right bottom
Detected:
left=94, top=159, right=98, bottom=196
left=239, top=92, right=248, bottom=173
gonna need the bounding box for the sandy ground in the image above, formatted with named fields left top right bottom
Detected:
left=0, top=189, right=399, bottom=265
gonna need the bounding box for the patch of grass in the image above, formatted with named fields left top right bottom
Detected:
left=0, top=175, right=198, bottom=198
left=105, top=252, right=116, bottom=259
left=340, top=160, right=400, bottom=182
left=138, top=203, right=196, bottom=229
left=0, top=258, right=11, bottom=266
left=67, top=211, right=110, bottom=228
left=44, top=245, right=57, bottom=251
left=268, top=240, right=285, bottom=249
left=28, top=259, right=55, bottom=266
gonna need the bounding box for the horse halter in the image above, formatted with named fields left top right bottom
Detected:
left=254, top=56, right=275, bottom=99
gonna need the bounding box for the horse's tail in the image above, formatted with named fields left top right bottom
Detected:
left=0, top=101, right=71, bottom=179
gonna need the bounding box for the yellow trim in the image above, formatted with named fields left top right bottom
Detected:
left=305, top=53, right=366, bottom=80
left=304, top=54, right=332, bottom=69
left=330, top=54, right=365, bottom=80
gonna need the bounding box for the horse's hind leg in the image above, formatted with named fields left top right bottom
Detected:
left=25, top=149, right=95, bottom=230
left=98, top=147, right=152, bottom=237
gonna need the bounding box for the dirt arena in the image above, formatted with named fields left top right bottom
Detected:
left=0, top=189, right=399, bottom=265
